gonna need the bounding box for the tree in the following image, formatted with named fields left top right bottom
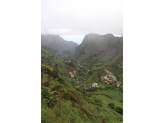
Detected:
left=88, top=71, right=93, bottom=76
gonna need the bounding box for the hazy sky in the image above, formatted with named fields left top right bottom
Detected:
left=41, top=0, right=123, bottom=44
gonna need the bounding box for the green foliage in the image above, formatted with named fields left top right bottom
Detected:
left=86, top=87, right=98, bottom=92
left=83, top=114, right=88, bottom=121
left=95, top=105, right=102, bottom=111
left=88, top=71, right=93, bottom=75
left=42, top=87, right=49, bottom=97
left=64, top=92, right=69, bottom=99
left=58, top=77, right=66, bottom=84
left=66, top=62, right=76, bottom=68
left=111, top=86, right=116, bottom=90
left=94, top=98, right=103, bottom=107
left=108, top=103, right=115, bottom=109
left=41, top=65, right=51, bottom=74
left=88, top=94, right=92, bottom=97
left=42, top=87, right=56, bottom=107
left=115, top=106, right=123, bottom=115
left=49, top=77, right=53, bottom=81
left=41, top=45, right=123, bottom=123
left=41, top=115, right=50, bottom=123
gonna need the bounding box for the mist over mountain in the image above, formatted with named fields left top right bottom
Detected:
left=73, top=33, right=123, bottom=67
left=41, top=34, right=78, bottom=58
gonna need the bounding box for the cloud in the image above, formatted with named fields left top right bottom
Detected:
left=41, top=0, right=123, bottom=36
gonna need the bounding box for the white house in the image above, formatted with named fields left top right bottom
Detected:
left=71, top=74, right=74, bottom=78
left=108, top=75, right=113, bottom=78
left=92, top=83, right=99, bottom=87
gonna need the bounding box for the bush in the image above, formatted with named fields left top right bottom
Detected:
left=94, top=98, right=103, bottom=107
left=88, top=71, right=93, bottom=76
left=41, top=65, right=51, bottom=74
left=88, top=94, right=92, bottom=97
left=95, top=105, right=102, bottom=111
left=42, top=87, right=49, bottom=98
left=110, top=86, right=115, bottom=90
left=59, top=77, right=66, bottom=84
left=86, top=87, right=97, bottom=92
left=42, top=87, right=56, bottom=107
left=108, top=103, right=115, bottom=109
left=115, top=106, right=123, bottom=115
left=49, top=77, right=53, bottom=81
left=64, top=92, right=69, bottom=99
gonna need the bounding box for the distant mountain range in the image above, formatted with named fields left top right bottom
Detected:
left=41, top=33, right=123, bottom=68
left=41, top=34, right=78, bottom=58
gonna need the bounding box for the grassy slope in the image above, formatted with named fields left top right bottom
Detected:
left=41, top=64, right=123, bottom=123
left=41, top=49, right=123, bottom=123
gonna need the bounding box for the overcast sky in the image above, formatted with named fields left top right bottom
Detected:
left=41, top=0, right=123, bottom=44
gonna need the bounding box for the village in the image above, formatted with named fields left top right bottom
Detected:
left=68, top=68, right=122, bottom=89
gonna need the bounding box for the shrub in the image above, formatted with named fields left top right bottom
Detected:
left=95, top=105, right=102, bottom=111
left=110, top=86, right=115, bottom=90
left=41, top=116, right=50, bottom=123
left=120, top=99, right=123, bottom=103
left=115, top=106, right=123, bottom=115
left=41, top=65, right=51, bottom=74
left=64, top=92, right=69, bottom=99
left=108, top=103, right=115, bottom=109
left=83, top=114, right=88, bottom=121
left=42, top=87, right=49, bottom=98
left=88, top=94, right=92, bottom=97
left=59, top=77, right=66, bottom=84
left=42, top=88, right=56, bottom=107
left=94, top=98, right=103, bottom=107
left=49, top=77, right=53, bottom=81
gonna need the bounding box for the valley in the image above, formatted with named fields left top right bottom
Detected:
left=41, top=33, right=123, bottom=123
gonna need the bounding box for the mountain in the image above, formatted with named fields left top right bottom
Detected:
left=73, top=33, right=123, bottom=67
left=70, top=33, right=123, bottom=83
left=41, top=34, right=78, bottom=58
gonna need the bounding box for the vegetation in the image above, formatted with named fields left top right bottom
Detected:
left=41, top=64, right=123, bottom=123
left=41, top=34, right=123, bottom=123
left=41, top=35, right=78, bottom=58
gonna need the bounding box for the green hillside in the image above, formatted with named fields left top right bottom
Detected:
left=70, top=33, right=123, bottom=84
left=73, top=34, right=123, bottom=67
left=41, top=33, right=123, bottom=123
left=41, top=64, right=123, bottom=123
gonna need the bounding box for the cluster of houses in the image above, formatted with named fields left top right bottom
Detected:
left=68, top=68, right=122, bottom=89
left=89, top=70, right=121, bottom=88
left=101, top=70, right=121, bottom=87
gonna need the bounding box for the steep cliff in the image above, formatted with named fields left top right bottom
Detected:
left=74, top=33, right=123, bottom=67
